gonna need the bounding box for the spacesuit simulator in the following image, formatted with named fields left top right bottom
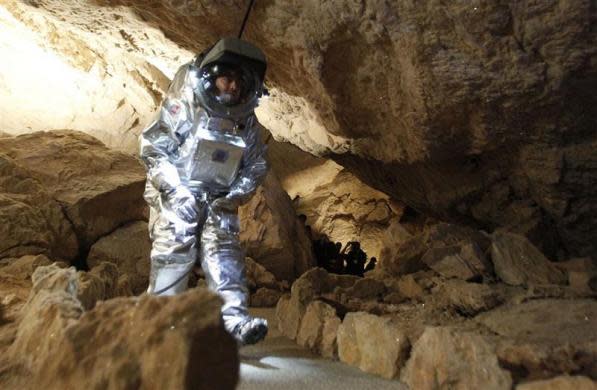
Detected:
left=139, top=37, right=269, bottom=345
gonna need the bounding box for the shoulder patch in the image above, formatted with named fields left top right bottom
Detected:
left=169, top=103, right=181, bottom=115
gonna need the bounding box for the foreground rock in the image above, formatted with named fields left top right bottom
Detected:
left=0, top=255, right=54, bottom=316
left=0, top=131, right=147, bottom=250
left=240, top=173, right=315, bottom=282
left=87, top=221, right=151, bottom=295
left=2, top=264, right=238, bottom=389
left=274, top=241, right=597, bottom=385
left=401, top=327, right=512, bottom=390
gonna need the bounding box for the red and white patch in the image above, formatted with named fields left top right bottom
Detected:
left=169, top=104, right=181, bottom=115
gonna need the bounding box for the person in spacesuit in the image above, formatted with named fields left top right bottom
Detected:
left=139, top=38, right=269, bottom=345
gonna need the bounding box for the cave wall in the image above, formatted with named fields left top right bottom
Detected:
left=1, top=0, right=595, bottom=258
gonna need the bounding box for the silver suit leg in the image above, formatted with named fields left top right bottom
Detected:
left=147, top=205, right=199, bottom=296
left=200, top=205, right=249, bottom=332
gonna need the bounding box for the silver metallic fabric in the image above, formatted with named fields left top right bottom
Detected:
left=140, top=61, right=268, bottom=332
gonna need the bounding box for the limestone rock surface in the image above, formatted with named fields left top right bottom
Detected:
left=0, top=154, right=78, bottom=261
left=270, top=143, right=405, bottom=260
left=2, top=0, right=596, bottom=260
left=240, top=173, right=315, bottom=282
left=490, top=231, right=567, bottom=287
left=250, top=287, right=284, bottom=308
left=422, top=242, right=492, bottom=281
left=0, top=131, right=147, bottom=251
left=337, top=312, right=410, bottom=379
left=77, top=261, right=120, bottom=310
left=296, top=300, right=341, bottom=359
left=516, top=376, right=597, bottom=390
left=401, top=326, right=512, bottom=390
left=379, top=223, right=490, bottom=277
left=2, top=264, right=238, bottom=390
left=0, top=254, right=55, bottom=315
left=434, top=279, right=503, bottom=316
left=0, top=0, right=186, bottom=152
left=87, top=221, right=151, bottom=295
left=275, top=268, right=358, bottom=340
left=476, top=299, right=597, bottom=381
left=244, top=257, right=280, bottom=291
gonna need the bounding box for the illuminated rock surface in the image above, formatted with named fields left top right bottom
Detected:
left=0, top=0, right=594, bottom=259
left=239, top=172, right=315, bottom=281
left=0, top=131, right=148, bottom=251
left=0, top=0, right=595, bottom=388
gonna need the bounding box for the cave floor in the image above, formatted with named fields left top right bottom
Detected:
left=239, top=308, right=406, bottom=390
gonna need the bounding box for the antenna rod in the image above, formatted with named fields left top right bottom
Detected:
left=238, top=0, right=256, bottom=39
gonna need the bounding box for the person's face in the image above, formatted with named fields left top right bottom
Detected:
left=215, top=74, right=241, bottom=103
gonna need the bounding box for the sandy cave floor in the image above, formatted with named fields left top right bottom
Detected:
left=239, top=308, right=406, bottom=390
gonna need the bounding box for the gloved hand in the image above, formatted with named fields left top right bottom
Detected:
left=209, top=195, right=239, bottom=213
left=164, top=186, right=198, bottom=222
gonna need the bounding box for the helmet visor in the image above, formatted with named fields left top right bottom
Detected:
left=198, top=63, right=258, bottom=108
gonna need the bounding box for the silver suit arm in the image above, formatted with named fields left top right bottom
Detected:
left=139, top=98, right=192, bottom=194
left=139, top=62, right=196, bottom=194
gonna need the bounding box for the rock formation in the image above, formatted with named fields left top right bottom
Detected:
left=239, top=172, right=315, bottom=281
left=1, top=264, right=238, bottom=389
left=276, top=224, right=597, bottom=386
left=0, top=0, right=595, bottom=388
left=3, top=1, right=595, bottom=260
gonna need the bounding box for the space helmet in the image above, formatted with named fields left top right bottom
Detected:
left=194, top=37, right=266, bottom=120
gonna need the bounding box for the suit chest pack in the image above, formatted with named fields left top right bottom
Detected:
left=178, top=116, right=247, bottom=189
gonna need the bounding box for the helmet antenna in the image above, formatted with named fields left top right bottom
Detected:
left=238, top=0, right=256, bottom=39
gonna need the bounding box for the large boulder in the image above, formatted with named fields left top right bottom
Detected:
left=4, top=264, right=238, bottom=389
left=296, top=300, right=341, bottom=358
left=476, top=299, right=597, bottom=381
left=433, top=279, right=503, bottom=316
left=337, top=312, right=410, bottom=379
left=490, top=231, right=567, bottom=287
left=421, top=241, right=492, bottom=281
left=87, top=221, right=151, bottom=295
left=239, top=172, right=315, bottom=282
left=0, top=154, right=78, bottom=261
left=379, top=223, right=490, bottom=277
left=401, top=327, right=512, bottom=390
left=275, top=267, right=358, bottom=340
left=0, top=131, right=147, bottom=250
